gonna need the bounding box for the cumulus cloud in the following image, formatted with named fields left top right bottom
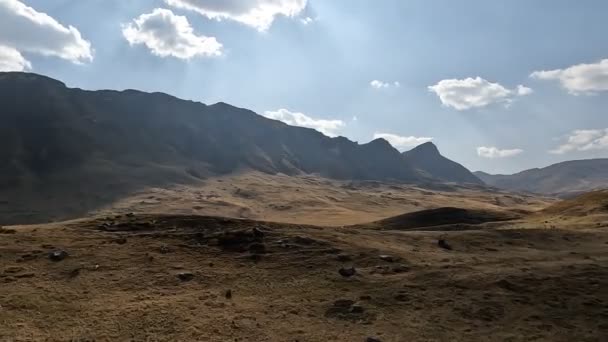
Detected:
left=428, top=77, right=532, bottom=111
left=370, top=80, right=400, bottom=89
left=263, top=108, right=345, bottom=137
left=164, top=0, right=307, bottom=31
left=300, top=16, right=314, bottom=25
left=530, top=59, right=608, bottom=95
left=550, top=129, right=608, bottom=154
left=123, top=8, right=222, bottom=59
left=373, top=133, right=433, bottom=150
left=516, top=85, right=533, bottom=96
left=477, top=146, right=523, bottom=158
left=0, top=0, right=92, bottom=65
left=0, top=45, right=31, bottom=71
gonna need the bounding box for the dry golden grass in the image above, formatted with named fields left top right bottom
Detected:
left=1, top=211, right=607, bottom=341
left=3, top=176, right=607, bottom=341
left=90, top=172, right=553, bottom=227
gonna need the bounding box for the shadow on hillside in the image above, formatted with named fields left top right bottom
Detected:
left=0, top=160, right=210, bottom=225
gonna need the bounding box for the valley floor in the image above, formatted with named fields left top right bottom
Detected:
left=1, top=214, right=607, bottom=341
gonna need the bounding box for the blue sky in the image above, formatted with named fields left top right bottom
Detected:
left=2, top=0, right=608, bottom=174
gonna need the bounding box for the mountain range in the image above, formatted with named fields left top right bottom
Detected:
left=3, top=72, right=607, bottom=203
left=475, top=159, right=608, bottom=197
left=0, top=72, right=482, bottom=192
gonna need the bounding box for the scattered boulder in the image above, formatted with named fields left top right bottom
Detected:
left=366, top=337, right=382, bottom=342
left=339, top=267, right=357, bottom=278
left=379, top=255, right=395, bottom=263
left=48, top=250, right=69, bottom=262
left=159, top=245, right=170, bottom=254
left=438, top=239, right=452, bottom=250
left=126, top=213, right=135, bottom=218
left=336, top=253, right=352, bottom=262
left=225, top=289, right=233, bottom=299
left=177, top=272, right=195, bottom=282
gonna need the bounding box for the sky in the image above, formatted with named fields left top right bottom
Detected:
left=1, top=0, right=608, bottom=174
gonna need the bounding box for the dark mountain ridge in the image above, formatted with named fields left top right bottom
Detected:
left=0, top=72, right=489, bottom=224
left=403, top=142, right=483, bottom=185
left=0, top=72, right=427, bottom=187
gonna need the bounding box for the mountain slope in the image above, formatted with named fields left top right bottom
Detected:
left=475, top=159, right=608, bottom=197
left=402, top=142, right=483, bottom=185
left=0, top=72, right=426, bottom=188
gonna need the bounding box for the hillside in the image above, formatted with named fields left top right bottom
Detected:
left=0, top=72, right=426, bottom=186
left=475, top=159, right=608, bottom=197
left=403, top=142, right=483, bottom=185
left=0, top=171, right=552, bottom=226
left=539, top=189, right=608, bottom=218
left=1, top=213, right=606, bottom=341
left=0, top=72, right=434, bottom=223
left=368, top=207, right=520, bottom=230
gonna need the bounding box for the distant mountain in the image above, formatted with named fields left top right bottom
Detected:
left=402, top=142, right=483, bottom=185
left=0, top=72, right=434, bottom=189
left=475, top=159, right=608, bottom=197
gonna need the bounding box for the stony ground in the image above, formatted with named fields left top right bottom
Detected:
left=1, top=214, right=607, bottom=341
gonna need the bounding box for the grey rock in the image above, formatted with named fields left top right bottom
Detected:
left=339, top=267, right=357, bottom=277
left=177, top=272, right=194, bottom=282
left=48, top=250, right=69, bottom=262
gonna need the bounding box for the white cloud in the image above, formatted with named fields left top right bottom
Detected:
left=530, top=59, right=608, bottom=95
left=428, top=77, right=532, bottom=111
left=0, top=0, right=92, bottom=65
left=370, top=80, right=400, bottom=89
left=123, top=8, right=222, bottom=59
left=477, top=146, right=523, bottom=158
left=550, top=129, right=608, bottom=154
left=300, top=16, right=314, bottom=25
left=373, top=133, right=433, bottom=150
left=263, top=108, right=345, bottom=137
left=0, top=45, right=31, bottom=71
left=516, top=85, right=533, bottom=96
left=164, top=0, right=307, bottom=32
